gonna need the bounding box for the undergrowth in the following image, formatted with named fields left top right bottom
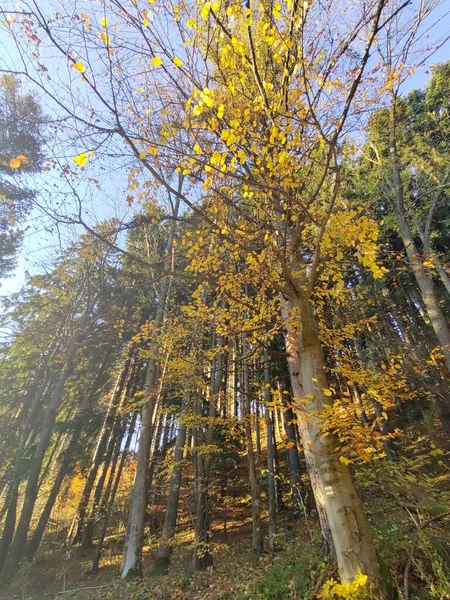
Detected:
left=2, top=432, right=449, bottom=600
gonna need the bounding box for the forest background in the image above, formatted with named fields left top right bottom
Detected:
left=0, top=1, right=450, bottom=600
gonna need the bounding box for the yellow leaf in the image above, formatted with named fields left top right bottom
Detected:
left=16, top=154, right=27, bottom=161
left=143, top=18, right=149, bottom=26
left=201, top=2, right=211, bottom=20
left=9, top=158, right=21, bottom=168
left=100, top=17, right=108, bottom=27
left=272, top=1, right=281, bottom=19
left=323, top=388, right=333, bottom=397
left=354, top=573, right=368, bottom=587
left=98, top=31, right=110, bottom=44
left=73, top=152, right=88, bottom=166
left=339, top=456, right=352, bottom=464
left=173, top=56, right=183, bottom=67
left=71, top=61, right=85, bottom=73
left=151, top=56, right=163, bottom=66
left=139, top=151, right=147, bottom=160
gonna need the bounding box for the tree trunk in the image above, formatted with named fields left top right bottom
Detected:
left=271, top=411, right=283, bottom=513
left=280, top=389, right=308, bottom=515
left=2, top=330, right=81, bottom=578
left=25, top=422, right=83, bottom=560
left=154, top=395, right=188, bottom=572
left=264, top=351, right=277, bottom=552
left=281, top=295, right=333, bottom=551
left=91, top=413, right=137, bottom=574
left=121, top=190, right=180, bottom=578
left=192, top=331, right=223, bottom=571
left=389, top=98, right=450, bottom=382
left=283, top=293, right=386, bottom=595
left=254, top=397, right=262, bottom=457
left=192, top=385, right=213, bottom=571
left=242, top=334, right=263, bottom=555
left=81, top=416, right=125, bottom=549
left=0, top=481, right=19, bottom=572
left=69, top=351, right=133, bottom=545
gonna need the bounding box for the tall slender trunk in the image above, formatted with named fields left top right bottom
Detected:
left=25, top=422, right=83, bottom=560
left=192, top=386, right=212, bottom=571
left=242, top=334, right=263, bottom=555
left=389, top=99, right=450, bottom=377
left=91, top=413, right=137, bottom=574
left=280, top=392, right=308, bottom=515
left=2, top=330, right=82, bottom=578
left=193, top=331, right=223, bottom=571
left=227, top=337, right=238, bottom=418
left=121, top=189, right=181, bottom=578
left=283, top=293, right=386, bottom=595
left=147, top=409, right=166, bottom=509
left=269, top=399, right=283, bottom=513
left=38, top=430, right=65, bottom=487
left=254, top=398, right=262, bottom=457
left=264, top=350, right=277, bottom=552
left=69, top=352, right=133, bottom=545
left=0, top=481, right=19, bottom=572
left=155, top=395, right=189, bottom=571
left=81, top=416, right=125, bottom=549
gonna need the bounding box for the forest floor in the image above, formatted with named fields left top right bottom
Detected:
left=1, top=425, right=449, bottom=600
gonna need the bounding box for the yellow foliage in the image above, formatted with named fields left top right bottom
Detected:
left=319, top=572, right=369, bottom=599
left=73, top=152, right=88, bottom=166
left=70, top=61, right=85, bottom=73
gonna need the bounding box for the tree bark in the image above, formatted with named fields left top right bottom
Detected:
left=242, top=334, right=263, bottom=555
left=280, top=389, right=308, bottom=516
left=281, top=295, right=333, bottom=551
left=0, top=481, right=19, bottom=572
left=192, top=331, right=223, bottom=571
left=283, top=293, right=386, bottom=595
left=264, top=350, right=277, bottom=552
left=81, top=416, right=125, bottom=549
left=154, top=395, right=188, bottom=572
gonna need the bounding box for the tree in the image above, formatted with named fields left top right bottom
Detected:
left=0, top=74, right=44, bottom=278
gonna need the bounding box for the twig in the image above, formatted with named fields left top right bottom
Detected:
left=57, top=583, right=113, bottom=595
